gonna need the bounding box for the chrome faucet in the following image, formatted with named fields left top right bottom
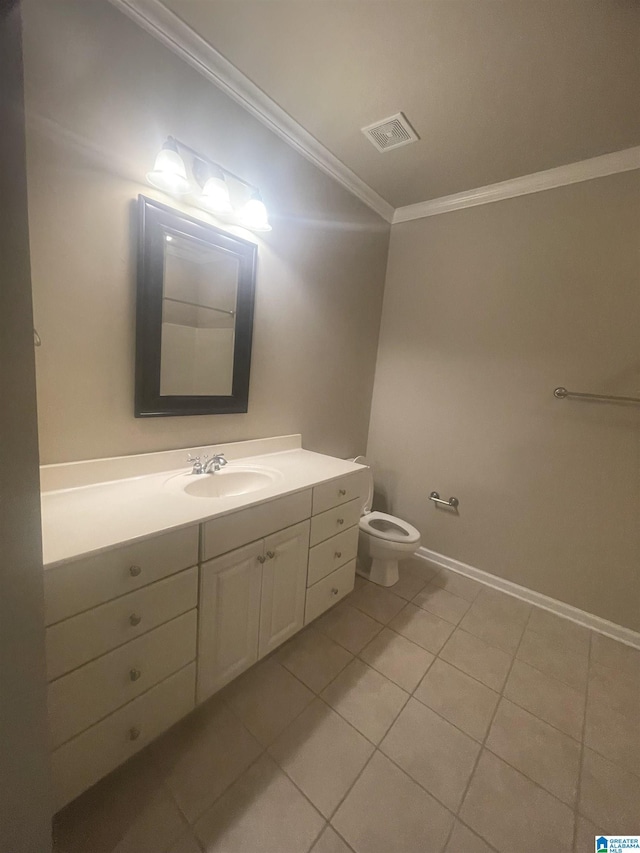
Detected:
left=202, top=453, right=228, bottom=474
left=187, top=453, right=228, bottom=474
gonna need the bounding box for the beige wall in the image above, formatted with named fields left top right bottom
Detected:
left=367, top=172, right=640, bottom=631
left=22, top=0, right=389, bottom=464
left=0, top=4, right=51, bottom=848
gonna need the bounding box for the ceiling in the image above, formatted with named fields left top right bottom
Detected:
left=161, top=0, right=640, bottom=209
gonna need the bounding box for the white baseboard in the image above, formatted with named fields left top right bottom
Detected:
left=417, top=546, right=640, bottom=651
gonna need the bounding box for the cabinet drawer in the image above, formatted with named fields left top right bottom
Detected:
left=305, top=560, right=356, bottom=625
left=51, top=663, right=196, bottom=812
left=46, top=566, right=198, bottom=681
left=202, top=489, right=312, bottom=561
left=44, top=526, right=199, bottom=626
left=48, top=609, right=197, bottom=749
left=312, top=470, right=368, bottom=516
left=307, top=526, right=359, bottom=587
left=310, top=498, right=361, bottom=547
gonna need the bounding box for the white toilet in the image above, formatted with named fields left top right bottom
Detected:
left=353, top=456, right=421, bottom=587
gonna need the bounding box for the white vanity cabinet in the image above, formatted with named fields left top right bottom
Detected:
left=197, top=518, right=310, bottom=703
left=258, top=521, right=310, bottom=657
left=304, top=471, right=367, bottom=624
left=41, top=443, right=370, bottom=812
left=44, top=526, right=199, bottom=811
left=197, top=540, right=262, bottom=703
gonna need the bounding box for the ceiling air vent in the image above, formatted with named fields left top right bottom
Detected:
left=361, top=112, right=419, bottom=153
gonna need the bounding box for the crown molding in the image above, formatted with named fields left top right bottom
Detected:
left=107, top=1, right=640, bottom=227
left=108, top=0, right=395, bottom=223
left=393, top=145, right=640, bottom=223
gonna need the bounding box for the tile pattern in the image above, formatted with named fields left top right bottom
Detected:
left=53, top=558, right=640, bottom=853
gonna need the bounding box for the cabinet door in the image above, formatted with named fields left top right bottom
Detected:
left=197, top=540, right=263, bottom=703
left=259, top=520, right=310, bottom=658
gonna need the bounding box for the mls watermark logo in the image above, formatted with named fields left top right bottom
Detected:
left=595, top=837, right=640, bottom=852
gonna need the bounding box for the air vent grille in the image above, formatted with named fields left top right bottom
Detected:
left=361, top=112, right=419, bottom=152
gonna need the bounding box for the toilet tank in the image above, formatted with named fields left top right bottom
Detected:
left=350, top=456, right=373, bottom=514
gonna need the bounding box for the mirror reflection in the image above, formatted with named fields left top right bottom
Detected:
left=160, top=233, right=239, bottom=396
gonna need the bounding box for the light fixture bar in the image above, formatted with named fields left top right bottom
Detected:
left=147, top=136, right=271, bottom=231
left=169, top=136, right=257, bottom=193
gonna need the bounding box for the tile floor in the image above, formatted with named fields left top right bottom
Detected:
left=53, top=559, right=640, bottom=853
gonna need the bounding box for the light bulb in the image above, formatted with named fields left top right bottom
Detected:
left=201, top=172, right=232, bottom=214
left=146, top=140, right=190, bottom=195
left=239, top=190, right=272, bottom=232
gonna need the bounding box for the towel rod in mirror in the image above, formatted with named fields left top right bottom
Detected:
left=554, top=387, right=640, bottom=406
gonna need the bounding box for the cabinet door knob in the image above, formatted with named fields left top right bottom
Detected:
left=336, top=518, right=344, bottom=525
left=129, top=565, right=142, bottom=577
left=129, top=668, right=142, bottom=682
left=331, top=587, right=339, bottom=596
left=129, top=613, right=142, bottom=627
left=335, top=551, right=342, bottom=559
left=266, top=550, right=276, bottom=560
left=338, top=489, right=346, bottom=496
left=128, top=726, right=141, bottom=741
left=257, top=555, right=266, bottom=564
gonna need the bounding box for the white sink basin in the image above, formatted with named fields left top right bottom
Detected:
left=178, top=467, right=279, bottom=499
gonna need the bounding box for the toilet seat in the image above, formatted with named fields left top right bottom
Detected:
left=359, top=511, right=421, bottom=544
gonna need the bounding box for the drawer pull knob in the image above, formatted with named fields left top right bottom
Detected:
left=129, top=565, right=142, bottom=577
left=337, top=518, right=344, bottom=525
left=266, top=550, right=276, bottom=560
left=257, top=555, right=266, bottom=564
left=331, top=587, right=339, bottom=596
left=128, top=727, right=141, bottom=741
left=335, top=551, right=342, bottom=559
left=129, top=668, right=142, bottom=682
left=129, top=613, right=142, bottom=627
left=338, top=489, right=347, bottom=496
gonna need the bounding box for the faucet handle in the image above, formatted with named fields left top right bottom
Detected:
left=187, top=454, right=204, bottom=474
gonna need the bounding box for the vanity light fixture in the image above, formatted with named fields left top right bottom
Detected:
left=146, top=138, right=190, bottom=195
left=147, top=136, right=271, bottom=232
left=200, top=166, right=233, bottom=215
left=239, top=189, right=272, bottom=232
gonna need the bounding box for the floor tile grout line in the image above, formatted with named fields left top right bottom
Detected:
left=243, top=678, right=380, bottom=829
left=159, top=584, right=591, bottom=842
left=420, top=643, right=587, bottom=746
left=523, top=622, right=592, bottom=658
left=304, top=820, right=330, bottom=853
left=338, top=592, right=587, bottom=754
left=572, top=631, right=593, bottom=851
left=435, top=619, right=591, bottom=698
left=187, top=720, right=331, bottom=844
left=159, top=777, right=204, bottom=851
left=400, top=647, right=587, bottom=814
left=353, top=743, right=503, bottom=853
left=448, top=603, right=537, bottom=850
left=203, top=610, right=630, bottom=846
left=324, top=681, right=412, bottom=750
left=313, top=606, right=386, bottom=656
left=325, top=747, right=378, bottom=825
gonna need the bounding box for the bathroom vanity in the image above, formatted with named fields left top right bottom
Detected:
left=40, top=436, right=367, bottom=810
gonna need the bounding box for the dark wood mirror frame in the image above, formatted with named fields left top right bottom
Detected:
left=135, top=195, right=257, bottom=417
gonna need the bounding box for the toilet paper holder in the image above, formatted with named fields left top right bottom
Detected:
left=429, top=491, right=459, bottom=509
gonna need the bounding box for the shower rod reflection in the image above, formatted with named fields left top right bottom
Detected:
left=163, top=296, right=235, bottom=317
left=554, top=387, right=640, bottom=406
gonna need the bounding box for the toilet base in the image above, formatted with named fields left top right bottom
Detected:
left=356, top=557, right=399, bottom=588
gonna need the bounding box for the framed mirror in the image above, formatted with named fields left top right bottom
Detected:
left=135, top=196, right=257, bottom=416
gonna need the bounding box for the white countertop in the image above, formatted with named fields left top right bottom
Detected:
left=40, top=436, right=365, bottom=568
